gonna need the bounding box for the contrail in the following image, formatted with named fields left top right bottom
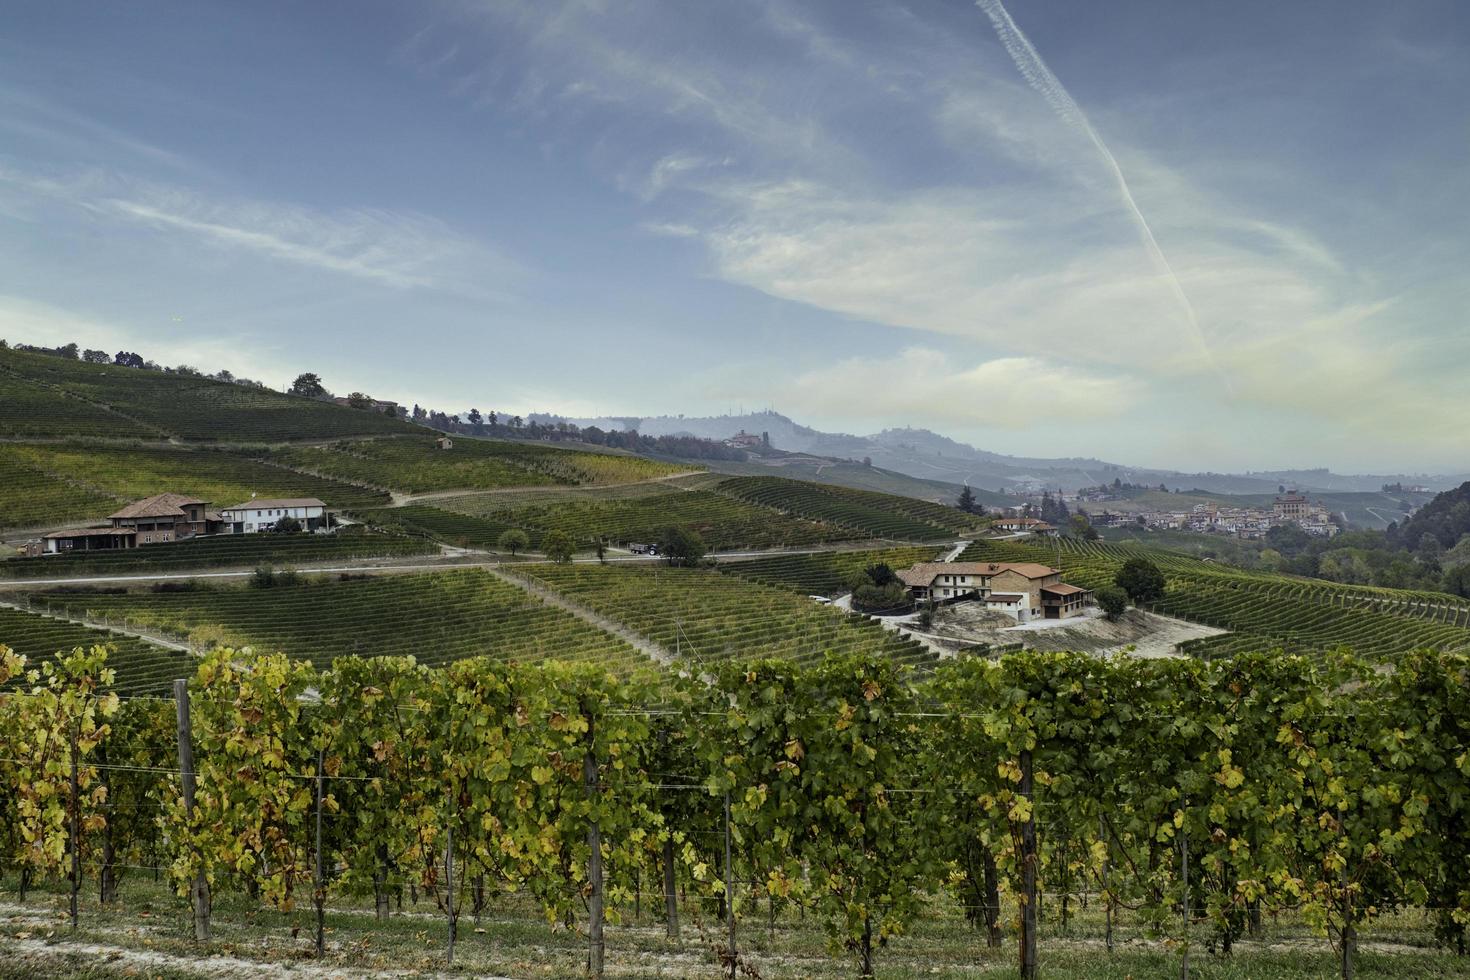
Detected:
left=975, top=0, right=1223, bottom=382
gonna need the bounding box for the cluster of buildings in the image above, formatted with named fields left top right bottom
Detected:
left=897, top=560, right=1092, bottom=622
left=32, top=493, right=329, bottom=556
left=1091, top=491, right=1339, bottom=539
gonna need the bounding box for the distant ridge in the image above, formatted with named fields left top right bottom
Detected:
left=535, top=408, right=1466, bottom=495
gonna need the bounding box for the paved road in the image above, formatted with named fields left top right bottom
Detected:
left=0, top=541, right=953, bottom=590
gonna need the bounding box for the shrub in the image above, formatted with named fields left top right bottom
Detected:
left=852, top=581, right=911, bottom=613
left=1094, top=584, right=1128, bottom=620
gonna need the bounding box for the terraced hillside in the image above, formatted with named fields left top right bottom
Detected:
left=44, top=570, right=647, bottom=673
left=1, top=530, right=435, bottom=578
left=715, top=475, right=983, bottom=541
left=513, top=563, right=935, bottom=669
left=263, top=436, right=692, bottom=493
left=958, top=537, right=1470, bottom=659
left=718, top=546, right=945, bottom=596
left=0, top=347, right=414, bottom=441
left=0, top=442, right=388, bottom=530
left=0, top=605, right=192, bottom=695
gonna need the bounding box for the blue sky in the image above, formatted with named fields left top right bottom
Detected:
left=2, top=1, right=1466, bottom=472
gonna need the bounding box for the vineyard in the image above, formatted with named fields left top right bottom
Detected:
left=718, top=546, right=945, bottom=595
left=715, top=475, right=982, bottom=540
left=0, top=605, right=191, bottom=695
left=0, top=442, right=389, bottom=530
left=0, top=449, right=121, bottom=530
left=364, top=504, right=516, bottom=550
left=29, top=570, right=648, bottom=674
left=0, top=347, right=415, bottom=441
left=0, top=646, right=1465, bottom=980
left=442, top=489, right=853, bottom=551
left=262, top=436, right=694, bottom=494
left=0, top=530, right=436, bottom=578
left=959, top=537, right=1470, bottom=658
left=0, top=365, right=156, bottom=439
left=511, top=562, right=936, bottom=669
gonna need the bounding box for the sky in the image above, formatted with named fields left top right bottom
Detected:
left=2, top=1, right=1467, bottom=474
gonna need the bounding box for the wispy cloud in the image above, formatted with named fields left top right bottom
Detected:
left=781, top=348, right=1137, bottom=426
left=0, top=164, right=521, bottom=293
left=973, top=0, right=1216, bottom=380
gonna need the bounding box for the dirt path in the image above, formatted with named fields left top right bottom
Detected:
left=929, top=606, right=1225, bottom=659
left=392, top=470, right=707, bottom=507
left=491, top=565, right=673, bottom=665
left=0, top=936, right=491, bottom=980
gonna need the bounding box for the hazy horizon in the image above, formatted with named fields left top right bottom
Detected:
left=3, top=1, right=1467, bottom=473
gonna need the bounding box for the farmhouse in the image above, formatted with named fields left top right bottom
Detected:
left=40, top=492, right=219, bottom=553
left=435, top=436, right=454, bottom=450
left=993, top=516, right=1058, bottom=535
left=219, top=497, right=327, bottom=533
left=723, top=430, right=763, bottom=449
left=896, top=562, right=996, bottom=602
left=898, top=559, right=1093, bottom=621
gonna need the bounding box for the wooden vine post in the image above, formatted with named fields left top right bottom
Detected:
left=68, top=720, right=80, bottom=932
left=723, top=789, right=737, bottom=980
left=173, top=679, right=210, bottom=941
left=1018, top=749, right=1037, bottom=980
left=313, top=747, right=326, bottom=958
left=585, top=710, right=605, bottom=979
left=662, top=833, right=680, bottom=941
left=1180, top=830, right=1190, bottom=980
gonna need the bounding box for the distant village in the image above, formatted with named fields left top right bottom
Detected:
left=1002, top=483, right=1345, bottom=540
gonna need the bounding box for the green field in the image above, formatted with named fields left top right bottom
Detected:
left=715, top=475, right=981, bottom=540
left=512, top=562, right=935, bottom=669
left=0, top=442, right=389, bottom=530
left=719, top=546, right=944, bottom=596
left=959, top=536, right=1470, bottom=658
left=0, top=347, right=415, bottom=441
left=263, top=435, right=694, bottom=493
left=0, top=530, right=436, bottom=578
left=41, top=569, right=647, bottom=673
left=0, top=605, right=193, bottom=695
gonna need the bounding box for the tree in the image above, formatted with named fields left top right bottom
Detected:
left=82, top=349, right=109, bottom=364
left=272, top=516, right=302, bottom=534
left=114, top=351, right=145, bottom=369
left=496, top=529, right=530, bottom=556
left=1068, top=513, right=1098, bottom=540
left=958, top=485, right=978, bottom=514
left=56, top=342, right=79, bottom=360
left=347, top=392, right=371, bottom=410
left=487, top=410, right=498, bottom=431
left=290, top=373, right=326, bottom=398
left=1442, top=563, right=1470, bottom=599
left=467, top=408, right=484, bottom=435
left=1115, top=557, right=1165, bottom=604
left=1094, top=584, right=1128, bottom=620
left=510, top=415, right=523, bottom=430
left=541, top=530, right=576, bottom=564
left=658, top=526, right=706, bottom=567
